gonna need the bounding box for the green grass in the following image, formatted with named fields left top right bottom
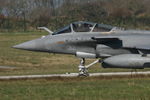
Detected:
left=0, top=77, right=150, bottom=100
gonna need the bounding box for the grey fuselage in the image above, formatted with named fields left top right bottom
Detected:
left=13, top=30, right=150, bottom=59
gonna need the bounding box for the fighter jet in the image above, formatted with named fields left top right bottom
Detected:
left=13, top=21, right=150, bottom=76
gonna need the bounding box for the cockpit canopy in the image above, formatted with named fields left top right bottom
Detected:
left=52, top=21, right=119, bottom=35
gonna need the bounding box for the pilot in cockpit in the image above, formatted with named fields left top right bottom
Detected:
left=73, top=23, right=92, bottom=32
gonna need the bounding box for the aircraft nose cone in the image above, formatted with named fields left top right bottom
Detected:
left=12, top=40, right=36, bottom=51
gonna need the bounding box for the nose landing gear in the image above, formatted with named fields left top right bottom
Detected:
left=78, top=58, right=100, bottom=76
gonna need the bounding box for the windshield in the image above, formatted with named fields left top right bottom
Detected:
left=52, top=25, right=71, bottom=35
left=52, top=21, right=115, bottom=35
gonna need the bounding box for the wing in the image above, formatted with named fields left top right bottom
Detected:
left=92, top=37, right=150, bottom=50
left=132, top=45, right=150, bottom=50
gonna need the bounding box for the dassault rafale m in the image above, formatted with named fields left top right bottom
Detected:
left=13, top=21, right=150, bottom=76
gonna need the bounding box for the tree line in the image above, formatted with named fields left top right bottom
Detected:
left=0, top=0, right=150, bottom=32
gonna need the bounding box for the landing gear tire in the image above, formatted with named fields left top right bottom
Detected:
left=78, top=66, right=89, bottom=76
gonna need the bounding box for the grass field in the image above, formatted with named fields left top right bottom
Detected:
left=1, top=77, right=150, bottom=100
left=1, top=32, right=150, bottom=100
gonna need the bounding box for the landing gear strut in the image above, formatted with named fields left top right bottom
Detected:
left=78, top=58, right=100, bottom=76
left=78, top=58, right=88, bottom=76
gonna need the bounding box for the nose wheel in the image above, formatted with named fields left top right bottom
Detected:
left=78, top=58, right=89, bottom=76
left=78, top=58, right=100, bottom=76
